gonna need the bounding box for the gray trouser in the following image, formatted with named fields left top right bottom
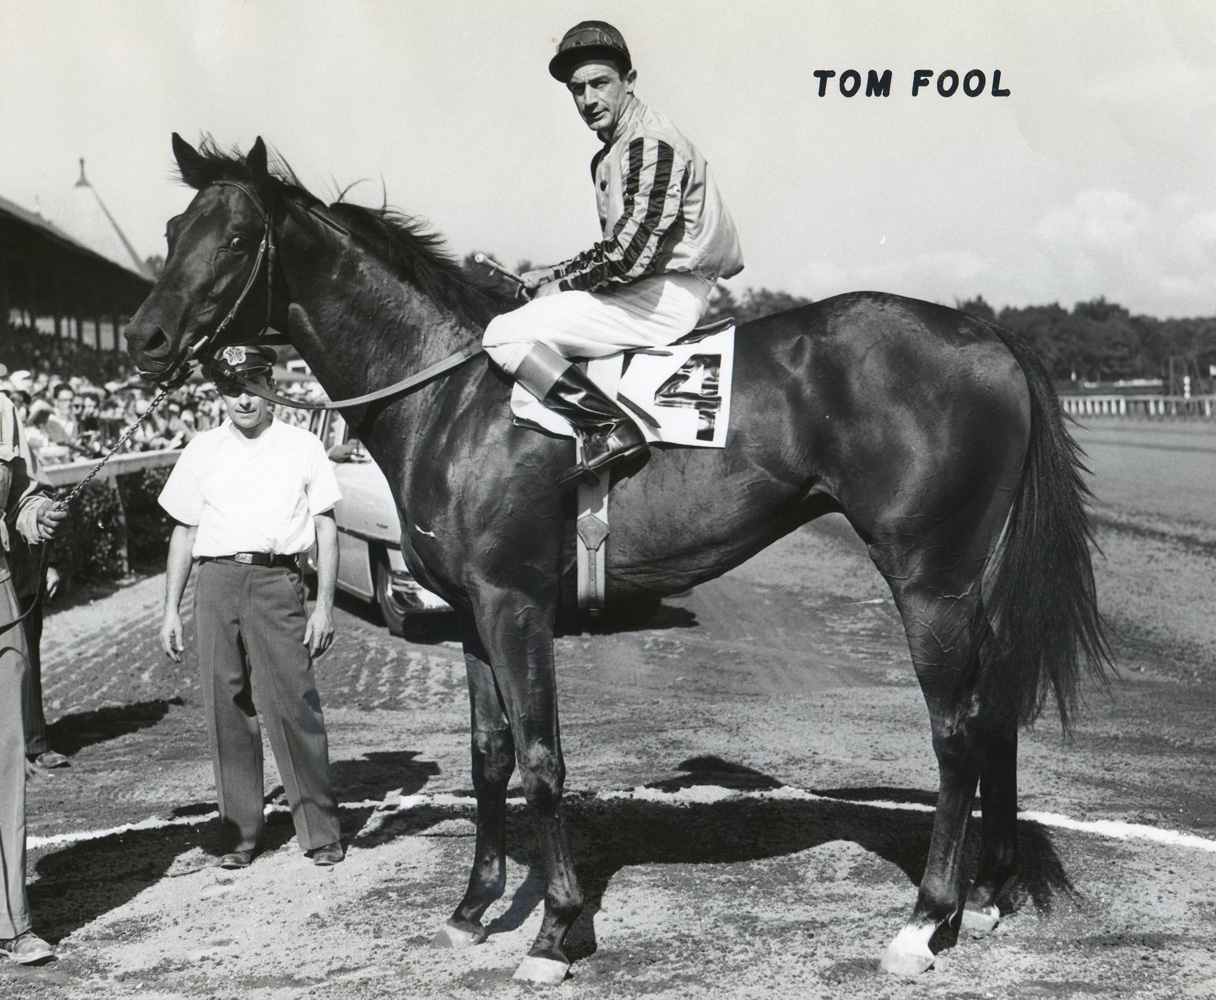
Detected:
left=0, top=581, right=31, bottom=938
left=194, top=560, right=340, bottom=853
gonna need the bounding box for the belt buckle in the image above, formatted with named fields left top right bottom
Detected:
left=233, top=552, right=254, bottom=565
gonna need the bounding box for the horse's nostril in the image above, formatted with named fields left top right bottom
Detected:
left=144, top=327, right=170, bottom=357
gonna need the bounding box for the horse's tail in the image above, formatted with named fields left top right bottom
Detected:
left=981, top=326, right=1112, bottom=733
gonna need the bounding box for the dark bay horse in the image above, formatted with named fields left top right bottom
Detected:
left=125, top=136, right=1109, bottom=982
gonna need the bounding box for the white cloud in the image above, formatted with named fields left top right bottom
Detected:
left=1026, top=189, right=1216, bottom=316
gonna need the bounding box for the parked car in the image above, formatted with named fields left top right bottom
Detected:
left=305, top=407, right=451, bottom=638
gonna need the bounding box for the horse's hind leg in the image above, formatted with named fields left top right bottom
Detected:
left=874, top=579, right=987, bottom=975
left=962, top=724, right=1018, bottom=935
left=432, top=617, right=516, bottom=949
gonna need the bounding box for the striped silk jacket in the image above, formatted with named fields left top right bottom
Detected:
left=547, top=96, right=744, bottom=293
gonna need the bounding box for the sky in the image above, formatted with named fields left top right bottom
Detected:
left=2, top=0, right=1215, bottom=320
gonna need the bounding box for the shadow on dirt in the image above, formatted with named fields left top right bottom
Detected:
left=330, top=750, right=442, bottom=805
left=381, top=596, right=706, bottom=647
left=45, top=698, right=186, bottom=756
left=359, top=755, right=1077, bottom=963
left=572, top=599, right=699, bottom=636
left=28, top=749, right=442, bottom=943
left=389, top=598, right=704, bottom=647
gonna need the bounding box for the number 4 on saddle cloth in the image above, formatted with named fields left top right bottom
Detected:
left=509, top=318, right=736, bottom=613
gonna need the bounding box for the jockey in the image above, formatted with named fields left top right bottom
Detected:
left=482, top=20, right=743, bottom=487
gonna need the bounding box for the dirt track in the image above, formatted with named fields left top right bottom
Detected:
left=7, top=419, right=1216, bottom=1000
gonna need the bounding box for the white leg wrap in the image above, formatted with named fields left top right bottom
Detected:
left=961, top=902, right=1001, bottom=936
left=430, top=922, right=485, bottom=949
left=513, top=955, right=570, bottom=984
left=879, top=922, right=937, bottom=976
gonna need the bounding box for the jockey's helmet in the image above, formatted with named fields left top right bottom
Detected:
left=549, top=21, right=631, bottom=82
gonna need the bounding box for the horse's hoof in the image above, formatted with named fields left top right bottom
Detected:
left=430, top=921, right=486, bottom=949
left=879, top=944, right=935, bottom=976
left=961, top=903, right=1000, bottom=937
left=879, top=925, right=936, bottom=976
left=512, top=955, right=571, bottom=984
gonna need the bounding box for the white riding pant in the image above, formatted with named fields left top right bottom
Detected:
left=482, top=272, right=713, bottom=376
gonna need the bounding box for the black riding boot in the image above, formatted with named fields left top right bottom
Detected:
left=510, top=344, right=649, bottom=488
left=542, top=366, right=649, bottom=487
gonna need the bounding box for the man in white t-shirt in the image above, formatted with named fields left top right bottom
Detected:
left=158, top=345, right=345, bottom=869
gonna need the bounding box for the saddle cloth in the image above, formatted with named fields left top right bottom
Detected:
left=509, top=321, right=736, bottom=448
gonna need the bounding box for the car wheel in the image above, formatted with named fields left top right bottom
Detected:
left=373, top=555, right=407, bottom=637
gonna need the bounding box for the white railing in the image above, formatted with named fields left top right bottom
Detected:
left=1059, top=394, right=1216, bottom=418
left=41, top=448, right=180, bottom=488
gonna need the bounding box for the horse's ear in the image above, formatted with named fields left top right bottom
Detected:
left=246, top=137, right=269, bottom=191
left=172, top=132, right=209, bottom=189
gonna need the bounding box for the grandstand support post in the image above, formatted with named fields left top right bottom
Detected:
left=55, top=270, right=63, bottom=340
left=0, top=257, right=9, bottom=330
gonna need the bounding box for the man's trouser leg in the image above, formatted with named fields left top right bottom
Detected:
left=0, top=583, right=32, bottom=939
left=240, top=565, right=340, bottom=852
left=195, top=561, right=268, bottom=854
left=19, top=595, right=47, bottom=758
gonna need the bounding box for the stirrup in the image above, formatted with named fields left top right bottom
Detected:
left=557, top=462, right=601, bottom=490
left=556, top=436, right=648, bottom=490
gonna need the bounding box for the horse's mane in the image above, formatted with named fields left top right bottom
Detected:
left=186, top=137, right=513, bottom=329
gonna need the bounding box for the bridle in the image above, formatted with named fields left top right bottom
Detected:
left=183, top=180, right=280, bottom=368
left=164, top=180, right=482, bottom=410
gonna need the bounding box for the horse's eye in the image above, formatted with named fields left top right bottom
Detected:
left=228, top=234, right=248, bottom=252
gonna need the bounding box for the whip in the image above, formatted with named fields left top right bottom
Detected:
left=474, top=253, right=527, bottom=288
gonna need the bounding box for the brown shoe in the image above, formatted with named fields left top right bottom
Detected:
left=31, top=751, right=70, bottom=769
left=308, top=841, right=344, bottom=866
left=218, top=850, right=255, bottom=869
left=0, top=930, right=55, bottom=964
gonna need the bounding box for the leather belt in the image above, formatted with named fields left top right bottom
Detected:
left=201, top=552, right=299, bottom=568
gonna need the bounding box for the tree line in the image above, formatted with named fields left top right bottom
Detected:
left=953, top=296, right=1215, bottom=390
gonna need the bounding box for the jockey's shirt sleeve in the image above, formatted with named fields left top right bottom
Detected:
left=549, top=136, right=686, bottom=293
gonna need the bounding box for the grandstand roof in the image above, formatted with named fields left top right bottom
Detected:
left=0, top=188, right=153, bottom=326
left=51, top=159, right=152, bottom=280
left=0, top=193, right=79, bottom=247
